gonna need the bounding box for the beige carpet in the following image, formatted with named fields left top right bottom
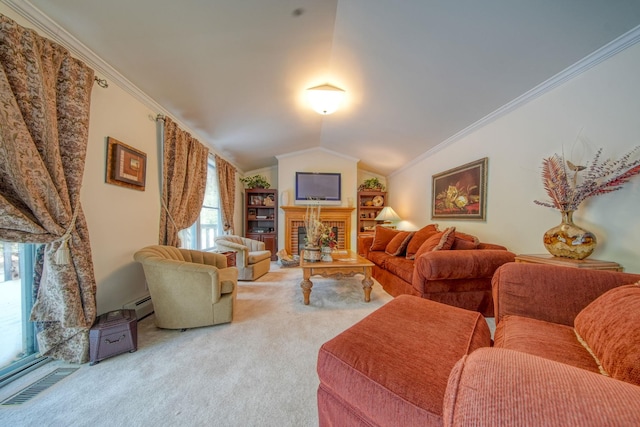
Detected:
left=0, top=263, right=393, bottom=427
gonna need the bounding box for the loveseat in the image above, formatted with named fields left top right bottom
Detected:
left=360, top=225, right=515, bottom=316
left=317, top=262, right=640, bottom=426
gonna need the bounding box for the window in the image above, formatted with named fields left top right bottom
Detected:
left=0, top=243, right=49, bottom=387
left=181, top=157, right=222, bottom=250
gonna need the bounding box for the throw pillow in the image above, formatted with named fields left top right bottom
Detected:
left=413, top=227, right=456, bottom=260
left=574, top=282, right=640, bottom=386
left=451, top=237, right=479, bottom=250
left=385, top=231, right=414, bottom=256
left=405, top=224, right=439, bottom=260
left=370, top=226, right=400, bottom=251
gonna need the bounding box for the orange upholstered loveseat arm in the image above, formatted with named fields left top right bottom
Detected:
left=444, top=347, right=640, bottom=426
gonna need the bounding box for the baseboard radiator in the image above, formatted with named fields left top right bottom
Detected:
left=123, top=294, right=154, bottom=319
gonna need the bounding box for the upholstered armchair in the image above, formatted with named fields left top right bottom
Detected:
left=133, top=245, right=237, bottom=329
left=214, top=235, right=271, bottom=280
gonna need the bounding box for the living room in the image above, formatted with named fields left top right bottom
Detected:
left=1, top=1, right=640, bottom=425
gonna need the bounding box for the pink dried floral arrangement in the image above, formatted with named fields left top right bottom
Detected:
left=534, top=146, right=640, bottom=211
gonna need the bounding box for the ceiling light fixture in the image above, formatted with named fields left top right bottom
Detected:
left=306, top=84, right=346, bottom=115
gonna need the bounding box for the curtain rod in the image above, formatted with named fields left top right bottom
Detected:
left=94, top=76, right=108, bottom=88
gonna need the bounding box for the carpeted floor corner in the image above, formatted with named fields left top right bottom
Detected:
left=0, top=263, right=393, bottom=427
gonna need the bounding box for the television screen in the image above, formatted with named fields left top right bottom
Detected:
left=295, top=172, right=341, bottom=203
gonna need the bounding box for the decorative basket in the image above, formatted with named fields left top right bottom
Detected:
left=277, top=250, right=300, bottom=268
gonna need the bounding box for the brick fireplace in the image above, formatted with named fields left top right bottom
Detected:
left=281, top=206, right=355, bottom=256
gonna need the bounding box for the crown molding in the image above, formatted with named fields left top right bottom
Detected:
left=275, top=146, right=359, bottom=163
left=390, top=24, right=640, bottom=177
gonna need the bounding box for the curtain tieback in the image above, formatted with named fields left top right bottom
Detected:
left=53, top=199, right=81, bottom=265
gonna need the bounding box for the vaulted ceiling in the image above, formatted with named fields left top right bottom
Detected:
left=25, top=0, right=640, bottom=175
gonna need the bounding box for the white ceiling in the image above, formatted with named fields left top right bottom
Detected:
left=25, top=0, right=640, bottom=175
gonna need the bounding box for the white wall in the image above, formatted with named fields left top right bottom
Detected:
left=389, top=41, right=640, bottom=273
left=83, top=82, right=160, bottom=313
left=276, top=148, right=358, bottom=251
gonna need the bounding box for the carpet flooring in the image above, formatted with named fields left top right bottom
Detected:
left=0, top=263, right=393, bottom=427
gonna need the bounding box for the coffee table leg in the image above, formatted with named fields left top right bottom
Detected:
left=362, top=266, right=373, bottom=302
left=301, top=269, right=313, bottom=305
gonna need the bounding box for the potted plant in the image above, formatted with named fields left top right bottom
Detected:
left=240, top=174, right=271, bottom=189
left=358, top=177, right=385, bottom=192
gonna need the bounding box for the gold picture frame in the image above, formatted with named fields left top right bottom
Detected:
left=432, top=157, right=488, bottom=220
left=106, top=137, right=147, bottom=191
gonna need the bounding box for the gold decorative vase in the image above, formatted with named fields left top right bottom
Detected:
left=543, top=210, right=597, bottom=260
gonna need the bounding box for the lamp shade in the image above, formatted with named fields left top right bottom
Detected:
left=306, top=84, right=346, bottom=115
left=375, top=206, right=401, bottom=222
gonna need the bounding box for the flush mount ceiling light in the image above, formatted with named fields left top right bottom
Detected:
left=306, top=84, right=346, bottom=115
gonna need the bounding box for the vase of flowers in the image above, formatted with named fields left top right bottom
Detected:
left=534, top=146, right=640, bottom=259
left=319, top=226, right=337, bottom=262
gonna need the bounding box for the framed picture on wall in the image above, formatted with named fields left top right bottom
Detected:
left=431, top=157, right=487, bottom=220
left=106, top=137, right=147, bottom=191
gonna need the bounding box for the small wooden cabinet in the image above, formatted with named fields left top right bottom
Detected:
left=245, top=188, right=278, bottom=261
left=357, top=191, right=387, bottom=240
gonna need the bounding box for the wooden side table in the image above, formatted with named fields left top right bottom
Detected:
left=216, top=251, right=236, bottom=267
left=515, top=254, right=623, bottom=272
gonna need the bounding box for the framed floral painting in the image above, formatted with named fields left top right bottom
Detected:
left=432, top=157, right=487, bottom=220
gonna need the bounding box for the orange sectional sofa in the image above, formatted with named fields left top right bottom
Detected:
left=317, top=262, right=640, bottom=426
left=360, top=225, right=515, bottom=316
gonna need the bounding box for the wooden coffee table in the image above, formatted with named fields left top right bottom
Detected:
left=299, top=250, right=374, bottom=305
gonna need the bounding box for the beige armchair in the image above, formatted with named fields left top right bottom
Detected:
left=133, top=245, right=237, bottom=329
left=214, top=235, right=271, bottom=280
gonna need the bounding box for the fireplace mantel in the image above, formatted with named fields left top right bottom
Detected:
left=281, top=206, right=355, bottom=255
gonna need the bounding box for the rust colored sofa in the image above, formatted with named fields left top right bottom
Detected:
left=360, top=225, right=515, bottom=316
left=317, top=262, right=640, bottom=426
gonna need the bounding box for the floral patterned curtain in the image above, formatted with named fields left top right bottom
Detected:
left=215, top=156, right=236, bottom=234
left=0, top=15, right=96, bottom=363
left=160, top=116, right=208, bottom=246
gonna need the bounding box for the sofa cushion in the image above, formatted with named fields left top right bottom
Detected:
left=384, top=257, right=415, bottom=284
left=385, top=231, right=414, bottom=256
left=317, top=295, right=491, bottom=426
left=574, top=283, right=640, bottom=386
left=494, top=315, right=600, bottom=374
left=405, top=224, right=439, bottom=259
left=370, top=226, right=399, bottom=251
left=367, top=250, right=393, bottom=268
left=414, top=227, right=456, bottom=259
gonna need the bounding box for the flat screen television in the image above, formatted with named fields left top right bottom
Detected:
left=295, top=172, right=341, bottom=204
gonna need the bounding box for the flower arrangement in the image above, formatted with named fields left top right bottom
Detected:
left=534, top=146, right=640, bottom=212
left=319, top=225, right=337, bottom=249
left=303, top=204, right=337, bottom=248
